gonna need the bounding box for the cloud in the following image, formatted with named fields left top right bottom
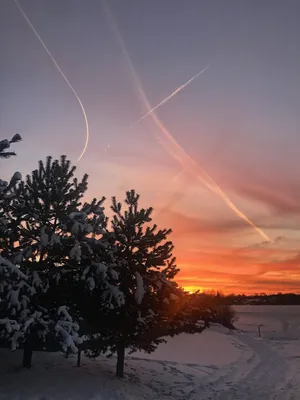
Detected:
left=165, top=215, right=300, bottom=293
left=244, top=236, right=285, bottom=249
left=159, top=164, right=300, bottom=227
left=231, top=177, right=300, bottom=216
left=155, top=183, right=300, bottom=294
left=256, top=252, right=300, bottom=275
left=176, top=260, right=300, bottom=294
left=157, top=209, right=250, bottom=237
left=157, top=209, right=300, bottom=243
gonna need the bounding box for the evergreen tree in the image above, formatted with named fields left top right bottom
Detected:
left=0, top=156, right=124, bottom=366
left=0, top=145, right=74, bottom=365
left=0, top=135, right=27, bottom=350
left=87, top=190, right=205, bottom=378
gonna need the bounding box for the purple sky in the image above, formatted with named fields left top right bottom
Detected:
left=1, top=0, right=300, bottom=293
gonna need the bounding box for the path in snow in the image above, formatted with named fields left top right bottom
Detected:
left=139, top=331, right=300, bottom=400
left=215, top=334, right=297, bottom=400
left=134, top=309, right=300, bottom=400
left=0, top=307, right=300, bottom=399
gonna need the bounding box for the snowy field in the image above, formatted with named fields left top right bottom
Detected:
left=0, top=306, right=300, bottom=399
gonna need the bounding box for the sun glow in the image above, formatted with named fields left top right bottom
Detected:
left=183, top=286, right=205, bottom=294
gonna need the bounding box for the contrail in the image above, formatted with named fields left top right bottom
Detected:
left=103, top=2, right=271, bottom=242
left=13, top=0, right=89, bottom=162
left=147, top=105, right=271, bottom=242
left=129, top=65, right=209, bottom=128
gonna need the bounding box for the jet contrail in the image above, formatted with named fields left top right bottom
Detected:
left=129, top=65, right=209, bottom=129
left=147, top=105, right=271, bottom=242
left=13, top=0, right=89, bottom=162
left=102, top=2, right=271, bottom=242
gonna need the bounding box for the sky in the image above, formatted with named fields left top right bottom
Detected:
left=1, top=0, right=300, bottom=294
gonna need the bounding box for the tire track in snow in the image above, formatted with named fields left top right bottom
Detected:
left=157, top=333, right=299, bottom=400
left=214, top=334, right=294, bottom=400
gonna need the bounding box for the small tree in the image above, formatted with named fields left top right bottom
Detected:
left=88, top=191, right=205, bottom=378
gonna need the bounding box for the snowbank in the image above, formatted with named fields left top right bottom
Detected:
left=0, top=306, right=300, bottom=399
left=132, top=327, right=240, bottom=366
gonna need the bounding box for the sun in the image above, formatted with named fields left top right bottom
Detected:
left=183, top=286, right=204, bottom=294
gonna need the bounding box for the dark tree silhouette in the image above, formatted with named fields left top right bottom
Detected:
left=87, top=190, right=206, bottom=378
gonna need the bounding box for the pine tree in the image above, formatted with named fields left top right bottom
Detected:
left=0, top=142, right=59, bottom=365
left=0, top=135, right=26, bottom=350
left=1, top=156, right=123, bottom=366
left=89, top=190, right=205, bottom=378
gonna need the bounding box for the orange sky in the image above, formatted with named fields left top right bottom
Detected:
left=2, top=0, right=300, bottom=295
left=82, top=161, right=300, bottom=296
left=157, top=196, right=300, bottom=294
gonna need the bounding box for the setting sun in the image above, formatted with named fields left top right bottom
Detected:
left=183, top=286, right=204, bottom=294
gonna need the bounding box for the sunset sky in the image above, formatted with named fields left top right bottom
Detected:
left=1, top=0, right=300, bottom=294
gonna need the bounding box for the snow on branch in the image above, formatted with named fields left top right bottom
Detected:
left=0, top=256, right=27, bottom=280
left=58, top=306, right=73, bottom=322
left=102, top=284, right=125, bottom=308
left=55, top=306, right=82, bottom=353
left=135, top=272, right=145, bottom=305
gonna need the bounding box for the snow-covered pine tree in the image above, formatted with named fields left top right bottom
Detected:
left=0, top=135, right=27, bottom=350
left=0, top=140, right=58, bottom=366
left=0, top=134, right=22, bottom=241
left=1, top=156, right=123, bottom=366
left=91, top=190, right=204, bottom=378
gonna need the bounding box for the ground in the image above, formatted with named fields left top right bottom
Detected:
left=0, top=306, right=300, bottom=399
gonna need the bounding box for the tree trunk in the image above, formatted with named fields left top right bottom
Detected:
left=116, top=343, right=125, bottom=378
left=77, top=350, right=81, bottom=367
left=22, top=340, right=33, bottom=368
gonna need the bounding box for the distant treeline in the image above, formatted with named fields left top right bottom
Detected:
left=222, top=293, right=300, bottom=305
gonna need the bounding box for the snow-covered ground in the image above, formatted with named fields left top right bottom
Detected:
left=0, top=306, right=300, bottom=399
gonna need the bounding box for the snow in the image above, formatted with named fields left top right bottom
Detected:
left=102, top=284, right=125, bottom=308
left=50, top=233, right=61, bottom=246
left=70, top=242, right=81, bottom=262
left=69, top=212, right=87, bottom=221
left=12, top=171, right=22, bottom=182
left=32, top=271, right=42, bottom=289
left=0, top=318, right=19, bottom=334
left=55, top=323, right=81, bottom=354
left=86, top=276, right=96, bottom=290
left=7, top=288, right=21, bottom=311
left=109, top=268, right=119, bottom=280
left=132, top=325, right=240, bottom=366
left=58, top=306, right=73, bottom=323
left=56, top=306, right=82, bottom=353
left=0, top=306, right=300, bottom=399
left=94, top=262, right=107, bottom=274
left=134, top=271, right=145, bottom=305
left=0, top=256, right=27, bottom=280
